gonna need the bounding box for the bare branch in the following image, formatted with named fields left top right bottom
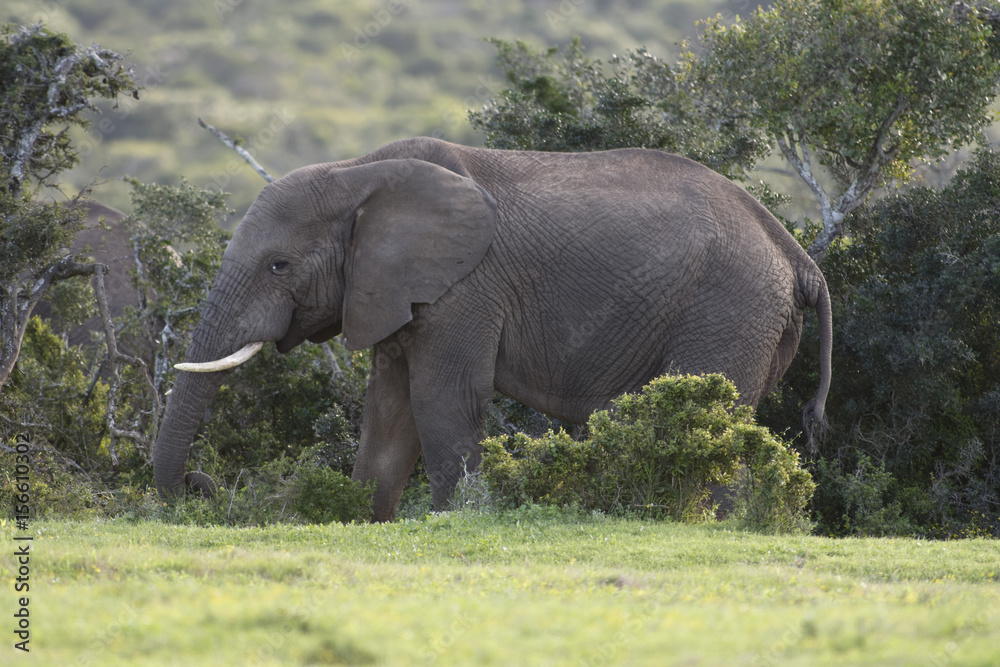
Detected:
left=776, top=132, right=848, bottom=260
left=321, top=341, right=344, bottom=379
left=807, top=94, right=912, bottom=259
left=197, top=118, right=275, bottom=183
left=91, top=264, right=160, bottom=460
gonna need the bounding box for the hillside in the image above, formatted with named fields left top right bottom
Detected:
left=3, top=0, right=744, bottom=220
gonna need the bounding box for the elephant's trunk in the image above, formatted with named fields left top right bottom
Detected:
left=153, top=294, right=239, bottom=496
left=153, top=361, right=229, bottom=495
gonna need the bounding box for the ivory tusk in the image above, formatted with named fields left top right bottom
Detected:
left=175, top=341, right=265, bottom=372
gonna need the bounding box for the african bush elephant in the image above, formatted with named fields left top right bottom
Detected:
left=34, top=201, right=135, bottom=346
left=154, top=137, right=832, bottom=520
left=33, top=200, right=172, bottom=369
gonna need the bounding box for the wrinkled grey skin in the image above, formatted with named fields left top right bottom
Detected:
left=34, top=201, right=163, bottom=368
left=35, top=202, right=133, bottom=345
left=35, top=201, right=171, bottom=371
left=154, top=137, right=832, bottom=520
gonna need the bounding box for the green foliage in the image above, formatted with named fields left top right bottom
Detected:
left=0, top=23, right=137, bottom=201
left=481, top=430, right=599, bottom=510
left=289, top=446, right=374, bottom=524
left=760, top=148, right=1000, bottom=537
left=732, top=424, right=815, bottom=534
left=1, top=22, right=139, bottom=392
left=592, top=374, right=749, bottom=520
left=310, top=353, right=371, bottom=476
left=0, top=443, right=101, bottom=520
left=123, top=177, right=231, bottom=379
left=682, top=0, right=1000, bottom=254
left=685, top=0, right=1000, bottom=185
left=470, top=38, right=769, bottom=179
left=485, top=392, right=563, bottom=439
left=2, top=317, right=112, bottom=471
left=133, top=445, right=372, bottom=526
left=0, top=318, right=111, bottom=518
left=811, top=455, right=914, bottom=537
left=481, top=374, right=814, bottom=531
left=191, top=340, right=364, bottom=483
left=42, top=277, right=99, bottom=337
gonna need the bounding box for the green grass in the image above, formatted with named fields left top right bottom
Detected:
left=5, top=508, right=999, bottom=665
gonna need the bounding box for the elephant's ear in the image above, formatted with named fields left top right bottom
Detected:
left=339, top=159, right=497, bottom=350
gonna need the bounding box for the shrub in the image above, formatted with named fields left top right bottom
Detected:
left=122, top=445, right=372, bottom=526
left=288, top=445, right=373, bottom=524
left=732, top=424, right=815, bottom=534
left=759, top=148, right=1000, bottom=537
left=592, top=374, right=747, bottom=519
left=481, top=430, right=599, bottom=510
left=809, top=454, right=913, bottom=537
left=480, top=374, right=814, bottom=531
left=0, top=439, right=100, bottom=520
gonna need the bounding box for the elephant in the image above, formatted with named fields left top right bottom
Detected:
left=33, top=200, right=174, bottom=370
left=34, top=201, right=136, bottom=347
left=154, top=137, right=832, bottom=521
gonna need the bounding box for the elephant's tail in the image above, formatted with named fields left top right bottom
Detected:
left=803, top=272, right=832, bottom=453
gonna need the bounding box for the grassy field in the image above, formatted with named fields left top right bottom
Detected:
left=4, top=508, right=999, bottom=666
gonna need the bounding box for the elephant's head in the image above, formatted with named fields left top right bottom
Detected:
left=153, top=158, right=497, bottom=496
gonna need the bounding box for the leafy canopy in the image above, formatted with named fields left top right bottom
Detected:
left=681, top=0, right=1000, bottom=256
left=469, top=38, right=770, bottom=180
left=1, top=23, right=138, bottom=392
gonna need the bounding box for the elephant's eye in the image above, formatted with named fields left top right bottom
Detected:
left=270, top=260, right=291, bottom=275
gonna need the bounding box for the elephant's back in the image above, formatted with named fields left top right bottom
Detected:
left=473, top=147, right=806, bottom=418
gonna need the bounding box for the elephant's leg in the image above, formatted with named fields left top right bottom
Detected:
left=404, top=344, right=496, bottom=511
left=763, top=310, right=804, bottom=398
left=352, top=339, right=422, bottom=522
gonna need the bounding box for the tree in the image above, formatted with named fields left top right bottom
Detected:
left=0, top=24, right=138, bottom=391
left=682, top=0, right=1000, bottom=259
left=759, top=148, right=1000, bottom=536
left=469, top=38, right=770, bottom=181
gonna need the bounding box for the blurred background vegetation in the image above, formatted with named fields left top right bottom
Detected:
left=4, top=0, right=753, bottom=221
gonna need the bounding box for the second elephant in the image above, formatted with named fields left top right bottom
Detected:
left=154, top=137, right=832, bottom=520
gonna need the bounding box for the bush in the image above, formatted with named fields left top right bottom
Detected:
left=121, top=445, right=372, bottom=526
left=759, top=148, right=1000, bottom=537
left=469, top=39, right=768, bottom=180
left=481, top=430, right=599, bottom=511
left=289, top=446, right=374, bottom=524
left=810, top=454, right=913, bottom=537
left=732, top=424, right=815, bottom=534
left=480, top=374, right=814, bottom=531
